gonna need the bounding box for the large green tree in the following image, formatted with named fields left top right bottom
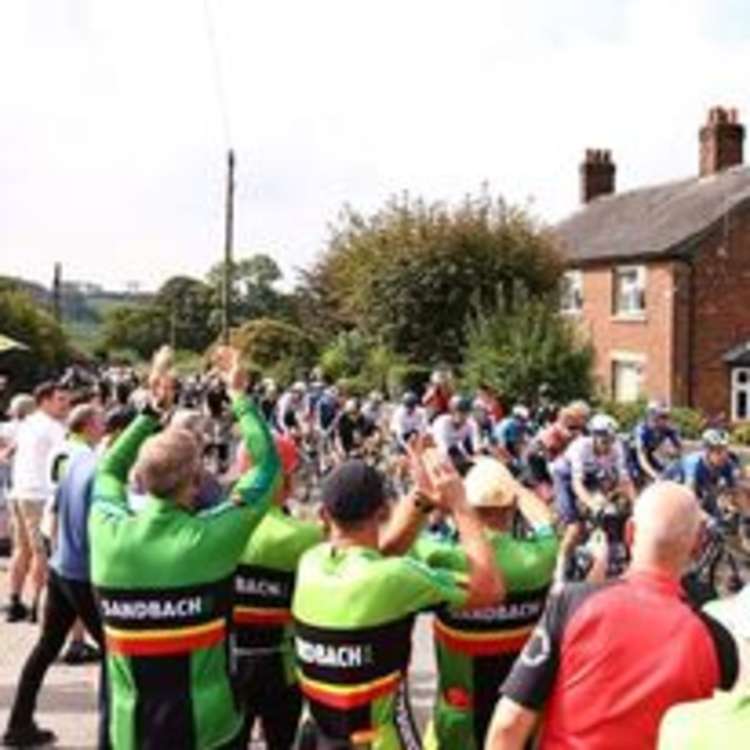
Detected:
left=99, top=304, right=169, bottom=360
left=155, top=275, right=217, bottom=351
left=301, top=189, right=563, bottom=364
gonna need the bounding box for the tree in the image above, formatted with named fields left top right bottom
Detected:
left=462, top=297, right=595, bottom=405
left=155, top=275, right=217, bottom=351
left=229, top=318, right=317, bottom=383
left=99, top=304, right=169, bottom=360
left=206, top=253, right=291, bottom=324
left=0, top=288, right=71, bottom=387
left=301, top=188, right=563, bottom=364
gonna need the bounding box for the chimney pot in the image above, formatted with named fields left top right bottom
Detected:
left=700, top=105, right=745, bottom=176
left=580, top=148, right=616, bottom=204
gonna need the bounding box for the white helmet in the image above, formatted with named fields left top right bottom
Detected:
left=291, top=381, right=306, bottom=394
left=344, top=398, right=359, bottom=414
left=589, top=413, right=618, bottom=437
left=512, top=405, right=530, bottom=421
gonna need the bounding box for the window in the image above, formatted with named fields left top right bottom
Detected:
left=612, top=358, right=644, bottom=402
left=732, top=368, right=750, bottom=421
left=560, top=271, right=583, bottom=313
left=613, top=266, right=646, bottom=316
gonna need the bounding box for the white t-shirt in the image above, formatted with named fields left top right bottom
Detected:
left=10, top=411, right=65, bottom=503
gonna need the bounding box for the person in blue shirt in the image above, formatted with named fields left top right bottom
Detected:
left=3, top=405, right=132, bottom=749
left=630, top=401, right=682, bottom=484
left=666, top=429, right=738, bottom=517
left=493, top=405, right=530, bottom=473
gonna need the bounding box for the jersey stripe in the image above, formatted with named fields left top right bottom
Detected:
left=105, top=618, right=225, bottom=656
left=299, top=670, right=401, bottom=709
left=434, top=618, right=534, bottom=656
left=233, top=605, right=292, bottom=625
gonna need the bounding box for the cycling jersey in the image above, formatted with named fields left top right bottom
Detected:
left=89, top=395, right=281, bottom=750
left=492, top=417, right=528, bottom=460
left=631, top=420, right=681, bottom=475
left=431, top=415, right=477, bottom=459
left=316, top=394, right=339, bottom=432
left=292, top=544, right=469, bottom=749
left=665, top=451, right=738, bottom=512
left=412, top=528, right=558, bottom=750
left=233, top=506, right=324, bottom=682
left=276, top=392, right=302, bottom=435
left=390, top=406, right=427, bottom=450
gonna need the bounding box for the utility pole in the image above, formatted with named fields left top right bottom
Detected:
left=222, top=149, right=235, bottom=344
left=52, top=262, right=62, bottom=323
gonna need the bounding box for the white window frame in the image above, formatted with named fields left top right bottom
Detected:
left=613, top=265, right=646, bottom=317
left=731, top=367, right=750, bottom=421
left=560, top=270, right=583, bottom=314
left=611, top=353, right=645, bottom=403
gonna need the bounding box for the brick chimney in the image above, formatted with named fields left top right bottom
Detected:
left=580, top=149, right=615, bottom=204
left=699, top=106, right=744, bottom=177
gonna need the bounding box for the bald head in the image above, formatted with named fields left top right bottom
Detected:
left=631, top=482, right=702, bottom=573
left=134, top=428, right=200, bottom=503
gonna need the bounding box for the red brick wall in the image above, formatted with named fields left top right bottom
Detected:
left=573, top=262, right=676, bottom=402
left=689, top=205, right=750, bottom=419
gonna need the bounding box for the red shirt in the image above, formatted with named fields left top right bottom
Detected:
left=502, top=569, right=738, bottom=750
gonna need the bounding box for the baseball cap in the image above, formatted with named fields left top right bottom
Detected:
left=321, top=460, right=387, bottom=524
left=465, top=458, right=518, bottom=509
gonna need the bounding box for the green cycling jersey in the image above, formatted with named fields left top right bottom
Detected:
left=292, top=542, right=469, bottom=750
left=89, top=394, right=281, bottom=750
left=412, top=526, right=558, bottom=750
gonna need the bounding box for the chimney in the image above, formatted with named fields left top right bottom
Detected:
left=699, top=106, right=744, bottom=177
left=580, top=149, right=616, bottom=204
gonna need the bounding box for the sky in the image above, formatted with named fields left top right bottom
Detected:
left=1, top=0, right=750, bottom=292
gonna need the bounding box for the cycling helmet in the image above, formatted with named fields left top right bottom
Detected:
left=589, top=413, right=618, bottom=437
left=512, top=405, right=530, bottom=421
left=702, top=428, right=729, bottom=449
left=431, top=370, right=447, bottom=386
left=647, top=399, right=670, bottom=418
left=402, top=392, right=419, bottom=408
left=291, top=381, right=306, bottom=394
left=368, top=390, right=384, bottom=404
left=449, top=395, right=473, bottom=414
left=344, top=398, right=359, bottom=414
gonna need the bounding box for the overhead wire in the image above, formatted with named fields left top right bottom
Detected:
left=201, top=0, right=233, bottom=149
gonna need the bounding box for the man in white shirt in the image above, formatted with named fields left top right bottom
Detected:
left=431, top=395, right=479, bottom=474
left=7, top=382, right=70, bottom=623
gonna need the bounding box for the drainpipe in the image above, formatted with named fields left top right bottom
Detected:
left=686, top=257, right=695, bottom=408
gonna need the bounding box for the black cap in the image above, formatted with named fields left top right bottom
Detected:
left=105, top=406, right=136, bottom=434
left=321, top=460, right=387, bottom=524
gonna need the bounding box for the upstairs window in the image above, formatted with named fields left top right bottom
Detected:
left=613, top=266, right=646, bottom=316
left=560, top=271, right=583, bottom=313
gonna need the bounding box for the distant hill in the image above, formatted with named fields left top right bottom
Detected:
left=0, top=274, right=152, bottom=354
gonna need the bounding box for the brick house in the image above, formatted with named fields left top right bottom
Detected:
left=554, top=107, right=750, bottom=421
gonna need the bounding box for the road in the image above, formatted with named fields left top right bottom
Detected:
left=0, top=558, right=438, bottom=749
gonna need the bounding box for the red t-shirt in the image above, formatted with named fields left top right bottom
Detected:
left=502, top=569, right=738, bottom=750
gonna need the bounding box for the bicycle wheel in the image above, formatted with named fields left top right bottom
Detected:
left=708, top=548, right=746, bottom=598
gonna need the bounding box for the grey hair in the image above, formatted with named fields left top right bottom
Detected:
left=133, top=428, right=200, bottom=498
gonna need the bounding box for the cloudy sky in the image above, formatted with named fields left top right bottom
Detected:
left=1, top=0, right=749, bottom=291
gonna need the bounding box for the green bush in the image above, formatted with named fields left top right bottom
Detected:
left=463, top=298, right=595, bottom=406
left=671, top=407, right=707, bottom=440
left=387, top=364, right=432, bottom=398
left=731, top=422, right=750, bottom=446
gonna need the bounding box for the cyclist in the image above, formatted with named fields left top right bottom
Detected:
left=361, top=391, right=385, bottom=434
left=89, top=347, right=280, bottom=749
left=232, top=433, right=325, bottom=750
left=276, top=382, right=306, bottom=438
left=493, top=406, right=531, bottom=474
left=523, top=401, right=590, bottom=502
left=629, top=401, right=682, bottom=485
left=333, top=399, right=369, bottom=461
left=390, top=392, right=427, bottom=454
left=258, top=379, right=279, bottom=424
left=431, top=396, right=478, bottom=474
left=666, top=429, right=739, bottom=518
left=552, top=413, right=635, bottom=577
left=292, top=452, right=502, bottom=749
left=422, top=370, right=454, bottom=422
left=413, top=458, right=559, bottom=750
